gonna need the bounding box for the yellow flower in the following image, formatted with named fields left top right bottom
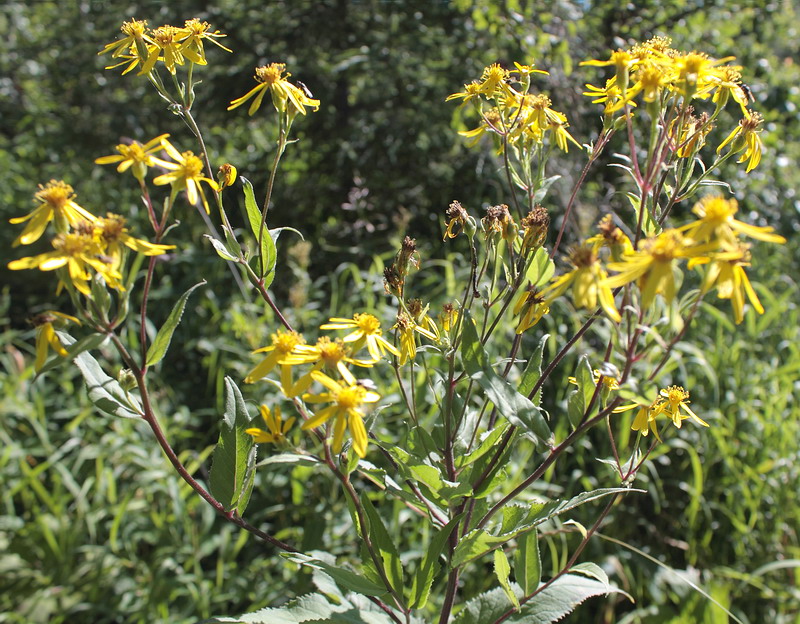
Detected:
left=302, top=371, right=380, bottom=457
left=542, top=246, right=621, bottom=322
left=320, top=313, right=400, bottom=361
left=717, top=111, right=765, bottom=172
left=227, top=63, right=320, bottom=117
left=438, top=303, right=459, bottom=334
left=445, top=82, right=483, bottom=105
left=246, top=405, right=294, bottom=445
left=30, top=311, right=80, bottom=372
left=474, top=63, right=513, bottom=98
left=581, top=50, right=638, bottom=93
left=179, top=18, right=231, bottom=65
left=628, top=400, right=666, bottom=441
left=282, top=336, right=373, bottom=396
left=217, top=164, right=238, bottom=190
left=93, top=213, right=175, bottom=268
left=513, top=287, right=550, bottom=334
left=691, top=244, right=765, bottom=324
left=141, top=25, right=188, bottom=75
left=443, top=200, right=474, bottom=240
left=585, top=214, right=633, bottom=261
left=679, top=195, right=785, bottom=246
left=711, top=66, right=751, bottom=115
left=97, top=19, right=153, bottom=59
left=604, top=230, right=715, bottom=310
left=95, top=134, right=170, bottom=181
left=392, top=311, right=438, bottom=365
left=10, top=181, right=97, bottom=247
left=8, top=231, right=123, bottom=296
left=659, top=385, right=708, bottom=428
left=244, top=329, right=306, bottom=384
left=152, top=139, right=219, bottom=213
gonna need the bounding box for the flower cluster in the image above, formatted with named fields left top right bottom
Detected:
left=99, top=18, right=231, bottom=75
left=244, top=313, right=401, bottom=458
left=447, top=62, right=579, bottom=154
left=582, top=36, right=764, bottom=170
left=515, top=196, right=784, bottom=329
left=8, top=181, right=174, bottom=296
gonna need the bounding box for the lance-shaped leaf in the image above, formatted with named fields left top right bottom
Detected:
left=514, top=528, right=541, bottom=595
left=145, top=281, right=206, bottom=367
left=460, top=312, right=551, bottom=447
left=360, top=493, right=404, bottom=602
left=494, top=548, right=520, bottom=610
left=38, top=331, right=108, bottom=376
left=283, top=552, right=387, bottom=597
left=241, top=176, right=277, bottom=283
left=566, top=355, right=595, bottom=427
left=57, top=332, right=143, bottom=419
left=209, top=377, right=256, bottom=512
left=518, top=333, right=549, bottom=406
left=408, top=514, right=463, bottom=609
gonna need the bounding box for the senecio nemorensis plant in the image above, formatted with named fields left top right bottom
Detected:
left=8, top=19, right=784, bottom=624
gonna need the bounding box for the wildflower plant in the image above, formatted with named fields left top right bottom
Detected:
left=7, top=23, right=785, bottom=624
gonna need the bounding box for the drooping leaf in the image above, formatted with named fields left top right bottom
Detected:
left=209, top=377, right=255, bottom=512
left=145, top=281, right=206, bottom=366
left=283, top=552, right=387, bottom=597
left=205, top=234, right=239, bottom=261
left=494, top=548, right=520, bottom=610
left=58, top=332, right=143, bottom=419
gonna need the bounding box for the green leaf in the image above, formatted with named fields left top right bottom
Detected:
left=255, top=453, right=318, bottom=468
left=518, top=333, right=548, bottom=405
left=145, top=281, right=206, bottom=367
left=531, top=175, right=561, bottom=205
left=569, top=562, right=609, bottom=591
left=283, top=553, right=387, bottom=597
left=457, top=423, right=511, bottom=469
left=514, top=529, right=541, bottom=595
left=525, top=246, right=555, bottom=289
left=38, top=331, right=108, bottom=376
left=209, top=377, right=255, bottom=512
left=201, top=590, right=400, bottom=623
left=59, top=332, right=143, bottom=419
left=494, top=548, right=520, bottom=610
left=451, top=575, right=624, bottom=624
left=408, top=514, right=462, bottom=609
left=360, top=493, right=404, bottom=601
left=460, top=312, right=551, bottom=447
left=205, top=234, right=239, bottom=261
left=242, top=176, right=277, bottom=280
left=567, top=356, right=594, bottom=427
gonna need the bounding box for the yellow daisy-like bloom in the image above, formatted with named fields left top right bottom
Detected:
left=10, top=181, right=97, bottom=247
left=445, top=82, right=483, bottom=105
left=585, top=214, right=634, bottom=262
left=246, top=405, right=294, bottom=445
left=604, top=230, right=716, bottom=310
left=8, top=231, right=123, bottom=296
left=227, top=63, right=320, bottom=117
left=282, top=336, right=373, bottom=396
left=95, top=134, right=170, bottom=181
left=244, top=329, right=306, bottom=384
left=392, top=311, right=438, bottom=365
left=680, top=195, right=786, bottom=246
left=152, top=139, right=219, bottom=213
left=475, top=63, right=513, bottom=98
left=581, top=50, right=638, bottom=93
left=320, top=313, right=400, bottom=361
left=179, top=18, right=231, bottom=65
left=542, top=246, right=621, bottom=322
left=30, top=311, right=80, bottom=372
left=711, top=66, right=750, bottom=115
left=140, top=25, right=188, bottom=75
left=98, top=18, right=151, bottom=60
left=717, top=111, right=765, bottom=172
left=513, top=287, right=550, bottom=334
left=672, top=51, right=732, bottom=99
left=438, top=303, right=459, bottom=334
left=93, top=213, right=175, bottom=268
left=629, top=400, right=666, bottom=441
left=660, top=385, right=708, bottom=428
left=690, top=244, right=765, bottom=324
left=302, top=371, right=380, bottom=457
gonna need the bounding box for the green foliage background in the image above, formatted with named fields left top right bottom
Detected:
left=1, top=1, right=798, bottom=622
